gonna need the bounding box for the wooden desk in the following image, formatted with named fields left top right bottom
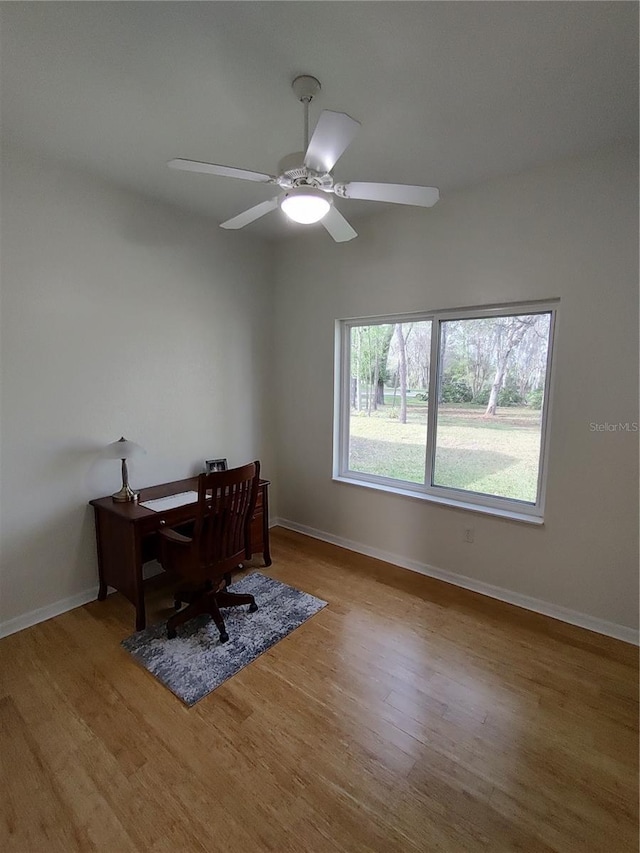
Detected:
left=90, top=477, right=271, bottom=630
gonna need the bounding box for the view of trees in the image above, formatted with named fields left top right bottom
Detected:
left=350, top=313, right=550, bottom=417
left=350, top=324, right=395, bottom=413
left=347, top=312, right=552, bottom=503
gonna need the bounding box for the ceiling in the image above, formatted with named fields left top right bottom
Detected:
left=1, top=2, right=637, bottom=239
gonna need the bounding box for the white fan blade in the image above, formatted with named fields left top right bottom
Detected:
left=321, top=206, right=357, bottom=242
left=336, top=182, right=439, bottom=207
left=304, top=111, right=361, bottom=174
left=168, top=159, right=276, bottom=184
left=220, top=197, right=280, bottom=230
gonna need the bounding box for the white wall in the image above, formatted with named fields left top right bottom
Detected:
left=0, top=147, right=275, bottom=629
left=273, top=144, right=639, bottom=634
left=2, top=144, right=637, bottom=639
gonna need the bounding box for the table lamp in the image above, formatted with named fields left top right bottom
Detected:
left=106, top=436, right=144, bottom=502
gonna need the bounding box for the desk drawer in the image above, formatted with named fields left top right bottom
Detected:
left=250, top=508, right=264, bottom=552
left=138, top=503, right=197, bottom=538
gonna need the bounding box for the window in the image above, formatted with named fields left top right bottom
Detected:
left=335, top=302, right=557, bottom=521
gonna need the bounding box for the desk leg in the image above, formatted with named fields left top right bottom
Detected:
left=93, top=507, right=147, bottom=631
left=93, top=509, right=108, bottom=600
left=135, top=598, right=146, bottom=631
left=133, top=535, right=146, bottom=631
left=262, top=487, right=272, bottom=567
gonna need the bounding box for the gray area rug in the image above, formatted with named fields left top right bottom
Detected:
left=121, top=572, right=327, bottom=706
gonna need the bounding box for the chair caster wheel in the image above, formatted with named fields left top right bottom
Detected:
left=249, top=602, right=258, bottom=613
left=220, top=632, right=229, bottom=644
left=168, top=628, right=177, bottom=639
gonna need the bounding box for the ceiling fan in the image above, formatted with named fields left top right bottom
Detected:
left=168, top=75, right=439, bottom=242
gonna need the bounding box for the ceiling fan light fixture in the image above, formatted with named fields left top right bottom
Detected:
left=280, top=187, right=331, bottom=224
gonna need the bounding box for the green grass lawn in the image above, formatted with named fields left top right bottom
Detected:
left=348, top=403, right=543, bottom=502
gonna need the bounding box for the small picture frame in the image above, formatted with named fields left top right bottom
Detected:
left=205, top=458, right=228, bottom=473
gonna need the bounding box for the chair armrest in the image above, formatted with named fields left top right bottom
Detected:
left=158, top=528, right=193, bottom=546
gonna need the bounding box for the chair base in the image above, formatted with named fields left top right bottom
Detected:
left=167, top=586, right=258, bottom=642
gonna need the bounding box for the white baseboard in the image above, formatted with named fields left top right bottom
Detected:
left=0, top=563, right=167, bottom=640
left=3, top=521, right=636, bottom=645
left=273, top=517, right=639, bottom=646
left=0, top=587, right=99, bottom=640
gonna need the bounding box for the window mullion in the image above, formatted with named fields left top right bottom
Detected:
left=341, top=323, right=352, bottom=476
left=424, top=317, right=440, bottom=488
left=534, top=309, right=557, bottom=511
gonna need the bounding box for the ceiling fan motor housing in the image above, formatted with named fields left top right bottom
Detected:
left=277, top=151, right=307, bottom=178
left=277, top=152, right=333, bottom=192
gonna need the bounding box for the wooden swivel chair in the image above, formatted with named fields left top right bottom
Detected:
left=158, top=461, right=261, bottom=642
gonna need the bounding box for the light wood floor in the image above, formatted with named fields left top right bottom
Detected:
left=1, top=528, right=638, bottom=852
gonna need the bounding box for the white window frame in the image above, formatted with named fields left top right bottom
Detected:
left=333, top=299, right=558, bottom=524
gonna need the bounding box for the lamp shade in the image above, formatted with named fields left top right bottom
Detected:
left=280, top=188, right=331, bottom=224
left=105, top=436, right=145, bottom=460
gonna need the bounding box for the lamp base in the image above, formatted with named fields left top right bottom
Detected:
left=112, top=484, right=139, bottom=503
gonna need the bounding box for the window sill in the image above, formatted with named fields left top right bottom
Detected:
left=332, top=475, right=544, bottom=525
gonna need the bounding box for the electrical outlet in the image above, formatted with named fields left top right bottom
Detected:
left=464, top=527, right=475, bottom=543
